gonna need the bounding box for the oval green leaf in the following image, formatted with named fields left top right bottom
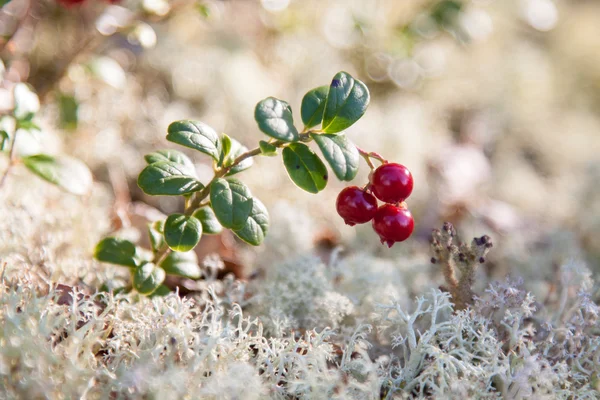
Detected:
left=259, top=140, right=278, bottom=157
left=167, top=120, right=221, bottom=161
left=94, top=237, right=140, bottom=268
left=159, top=250, right=200, bottom=279
left=192, top=207, right=223, bottom=235
left=322, top=72, right=370, bottom=134
left=282, top=143, right=328, bottom=193
left=148, top=220, right=166, bottom=253
left=138, top=161, right=204, bottom=196
left=144, top=149, right=195, bottom=175
left=233, top=197, right=269, bottom=246
left=164, top=213, right=202, bottom=252
left=254, top=97, right=299, bottom=142
left=301, top=86, right=329, bottom=128
left=22, top=154, right=92, bottom=195
left=219, top=133, right=233, bottom=167
left=222, top=137, right=253, bottom=176
left=210, top=178, right=253, bottom=230
left=311, top=133, right=359, bottom=181
left=133, top=263, right=166, bottom=295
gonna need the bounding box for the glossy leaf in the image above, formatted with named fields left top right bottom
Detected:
left=322, top=72, right=370, bottom=134
left=164, top=213, right=202, bottom=252
left=254, top=97, right=299, bottom=142
left=233, top=197, right=269, bottom=246
left=148, top=220, right=165, bottom=253
left=193, top=207, right=223, bottom=235
left=311, top=133, right=359, bottom=181
left=259, top=140, right=277, bottom=156
left=210, top=178, right=253, bottom=230
left=301, top=86, right=328, bottom=128
left=144, top=149, right=195, bottom=175
left=167, top=120, right=221, bottom=161
left=282, top=143, right=328, bottom=193
left=219, top=133, right=233, bottom=166
left=133, top=263, right=166, bottom=295
left=159, top=250, right=201, bottom=279
left=222, top=137, right=253, bottom=176
left=138, top=161, right=203, bottom=196
left=22, top=154, right=92, bottom=195
left=94, top=237, right=140, bottom=268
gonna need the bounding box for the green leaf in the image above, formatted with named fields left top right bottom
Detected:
left=219, top=133, right=233, bottom=166
left=58, top=94, right=79, bottom=130
left=133, top=263, right=166, bottom=295
left=282, top=143, right=328, bottom=193
left=254, top=97, right=299, bottom=142
left=94, top=237, right=140, bottom=268
left=148, top=284, right=171, bottom=297
left=233, top=197, right=269, bottom=246
left=22, top=154, right=92, bottom=195
left=148, top=220, right=165, bottom=253
left=1, top=1, right=13, bottom=8
left=431, top=0, right=463, bottom=27
left=259, top=140, right=278, bottom=157
left=138, top=161, right=204, bottom=196
left=210, top=178, right=253, bottom=230
left=164, top=213, right=202, bottom=252
left=192, top=207, right=223, bottom=235
left=167, top=120, right=221, bottom=161
left=159, top=250, right=200, bottom=279
left=301, top=86, right=328, bottom=128
left=322, top=72, right=370, bottom=134
left=144, top=149, right=195, bottom=175
left=0, top=130, right=8, bottom=151
left=222, top=137, right=253, bottom=176
left=311, top=133, right=359, bottom=181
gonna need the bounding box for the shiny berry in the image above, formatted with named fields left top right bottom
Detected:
left=372, top=203, right=414, bottom=247
left=336, top=186, right=378, bottom=226
left=370, top=163, right=413, bottom=204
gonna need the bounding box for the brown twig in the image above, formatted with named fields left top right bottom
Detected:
left=430, top=222, right=493, bottom=310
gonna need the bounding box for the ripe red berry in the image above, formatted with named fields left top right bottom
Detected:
left=336, top=186, right=378, bottom=226
left=372, top=203, right=414, bottom=247
left=370, top=163, right=413, bottom=204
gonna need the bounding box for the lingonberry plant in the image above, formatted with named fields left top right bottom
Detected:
left=94, top=71, right=416, bottom=295
left=0, top=84, right=92, bottom=194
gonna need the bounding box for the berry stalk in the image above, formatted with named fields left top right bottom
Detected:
left=356, top=146, right=387, bottom=170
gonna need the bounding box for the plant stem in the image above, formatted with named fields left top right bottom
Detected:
left=0, top=124, right=20, bottom=190
left=151, top=138, right=290, bottom=265
left=357, top=146, right=387, bottom=170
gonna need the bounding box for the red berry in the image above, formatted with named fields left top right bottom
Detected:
left=336, top=186, right=378, bottom=226
left=370, top=163, right=413, bottom=204
left=372, top=203, right=414, bottom=247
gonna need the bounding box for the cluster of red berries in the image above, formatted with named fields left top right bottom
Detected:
left=336, top=163, right=415, bottom=248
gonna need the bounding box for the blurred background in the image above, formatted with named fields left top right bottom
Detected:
left=1, top=0, right=599, bottom=295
